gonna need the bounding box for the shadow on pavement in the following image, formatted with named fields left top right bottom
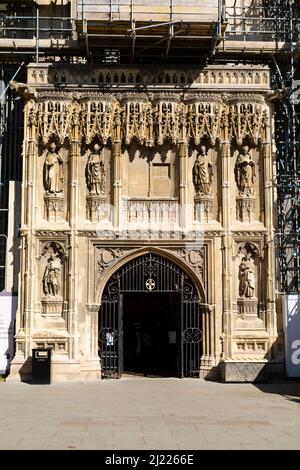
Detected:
left=254, top=380, right=300, bottom=405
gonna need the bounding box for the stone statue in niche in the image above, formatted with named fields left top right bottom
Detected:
left=239, top=253, right=256, bottom=298
left=192, top=145, right=213, bottom=196
left=86, top=144, right=106, bottom=196
left=42, top=252, right=62, bottom=297
left=235, top=145, right=256, bottom=196
left=43, top=143, right=64, bottom=194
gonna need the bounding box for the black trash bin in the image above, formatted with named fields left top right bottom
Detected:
left=32, top=348, right=52, bottom=384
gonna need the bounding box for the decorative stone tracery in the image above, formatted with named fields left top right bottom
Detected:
left=28, top=66, right=271, bottom=90
left=9, top=63, right=280, bottom=383
left=30, top=91, right=270, bottom=148
left=81, top=96, right=117, bottom=145
left=30, top=91, right=270, bottom=228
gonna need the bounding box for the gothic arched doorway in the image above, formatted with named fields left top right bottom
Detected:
left=99, top=253, right=204, bottom=378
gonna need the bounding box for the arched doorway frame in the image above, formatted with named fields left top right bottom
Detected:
left=98, top=248, right=209, bottom=379
left=97, top=246, right=206, bottom=304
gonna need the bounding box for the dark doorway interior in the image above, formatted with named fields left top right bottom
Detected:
left=123, top=292, right=179, bottom=377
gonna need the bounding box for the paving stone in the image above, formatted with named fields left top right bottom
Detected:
left=169, top=425, right=199, bottom=437
left=141, top=425, right=172, bottom=434
left=113, top=437, right=145, bottom=448
left=0, top=379, right=300, bottom=450
left=85, top=428, right=115, bottom=436
left=79, top=437, right=114, bottom=449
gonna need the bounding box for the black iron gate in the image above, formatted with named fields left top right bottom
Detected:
left=99, top=253, right=203, bottom=378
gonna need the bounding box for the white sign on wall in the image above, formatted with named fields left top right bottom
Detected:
left=0, top=293, right=17, bottom=374
left=283, top=294, right=300, bottom=378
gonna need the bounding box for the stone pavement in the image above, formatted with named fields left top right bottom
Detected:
left=0, top=377, right=299, bottom=450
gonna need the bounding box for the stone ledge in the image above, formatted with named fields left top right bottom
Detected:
left=221, top=361, right=285, bottom=383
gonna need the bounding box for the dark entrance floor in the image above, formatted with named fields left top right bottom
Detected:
left=123, top=292, right=179, bottom=377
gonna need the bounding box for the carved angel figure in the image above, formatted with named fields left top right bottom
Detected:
left=239, top=253, right=256, bottom=298
left=192, top=145, right=213, bottom=196
left=42, top=252, right=61, bottom=297
left=86, top=144, right=106, bottom=195
left=235, top=145, right=256, bottom=196
left=43, top=143, right=63, bottom=194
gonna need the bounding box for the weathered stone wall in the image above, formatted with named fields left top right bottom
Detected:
left=8, top=63, right=283, bottom=382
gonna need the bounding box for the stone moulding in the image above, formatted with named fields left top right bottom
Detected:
left=27, top=65, right=271, bottom=90
left=233, top=339, right=268, bottom=356
left=34, top=342, right=68, bottom=353
left=77, top=229, right=224, bottom=238
left=194, top=196, right=213, bottom=224
left=86, top=195, right=107, bottom=223
left=44, top=194, right=64, bottom=222
left=35, top=230, right=71, bottom=237
left=236, top=196, right=256, bottom=223
left=237, top=298, right=259, bottom=319
left=41, top=298, right=64, bottom=317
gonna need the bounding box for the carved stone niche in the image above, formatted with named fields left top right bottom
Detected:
left=40, top=241, right=66, bottom=318
left=42, top=142, right=65, bottom=222
left=234, top=143, right=256, bottom=223
left=84, top=143, right=107, bottom=222
left=237, top=243, right=259, bottom=319
left=192, top=143, right=214, bottom=223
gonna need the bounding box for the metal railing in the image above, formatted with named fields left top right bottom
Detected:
left=224, top=4, right=300, bottom=42
left=0, top=14, right=75, bottom=61
left=225, top=17, right=300, bottom=42
left=0, top=4, right=299, bottom=51
left=0, top=14, right=73, bottom=40
left=77, top=0, right=222, bottom=23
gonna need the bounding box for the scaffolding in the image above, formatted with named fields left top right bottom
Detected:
left=0, top=0, right=299, bottom=294
left=0, top=64, right=25, bottom=290
left=267, top=0, right=300, bottom=293
left=0, top=2, right=298, bottom=62
left=75, top=0, right=225, bottom=62
left=224, top=0, right=299, bottom=43
left=219, top=0, right=300, bottom=294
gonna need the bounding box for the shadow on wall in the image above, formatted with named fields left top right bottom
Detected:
left=17, top=356, right=32, bottom=384
left=0, top=293, right=17, bottom=376
left=203, top=364, right=221, bottom=382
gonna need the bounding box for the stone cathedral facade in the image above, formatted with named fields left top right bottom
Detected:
left=9, top=63, right=284, bottom=382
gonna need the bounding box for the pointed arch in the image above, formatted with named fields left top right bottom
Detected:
left=98, top=249, right=206, bottom=378
left=97, top=246, right=205, bottom=304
